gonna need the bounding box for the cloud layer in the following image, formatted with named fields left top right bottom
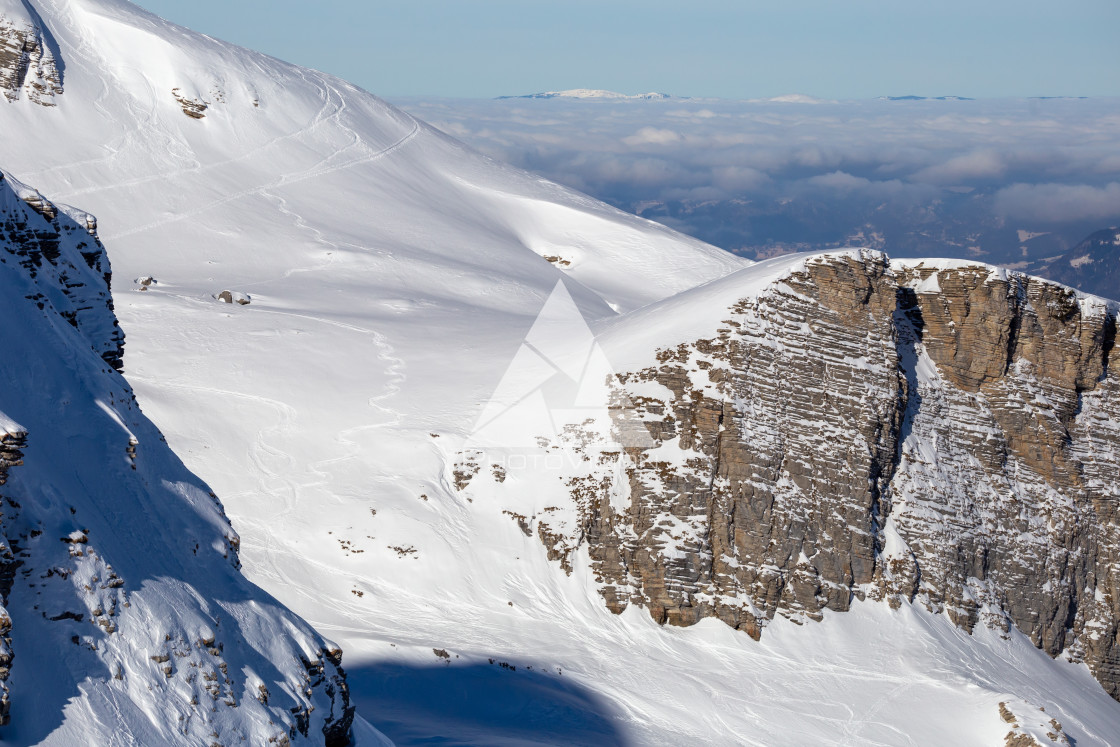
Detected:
left=394, top=96, right=1120, bottom=261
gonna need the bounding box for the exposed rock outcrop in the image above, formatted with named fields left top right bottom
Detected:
left=0, top=428, right=23, bottom=487
left=999, top=700, right=1070, bottom=746
left=0, top=422, right=25, bottom=725
left=0, top=2, right=62, bottom=105
left=512, top=250, right=1120, bottom=700
left=0, top=169, right=124, bottom=370
left=171, top=87, right=208, bottom=119
left=217, top=289, right=250, bottom=305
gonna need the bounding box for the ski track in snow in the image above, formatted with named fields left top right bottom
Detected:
left=99, top=117, right=420, bottom=242
left=46, top=75, right=341, bottom=200
left=130, top=275, right=412, bottom=630
left=36, top=23, right=422, bottom=242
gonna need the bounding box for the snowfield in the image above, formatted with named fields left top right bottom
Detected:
left=2, top=0, right=1119, bottom=744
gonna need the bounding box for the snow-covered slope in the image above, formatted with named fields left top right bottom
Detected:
left=0, top=169, right=378, bottom=745
left=1, top=1, right=1119, bottom=745
left=0, top=0, right=739, bottom=318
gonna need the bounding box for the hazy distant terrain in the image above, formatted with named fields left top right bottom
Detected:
left=393, top=96, right=1120, bottom=267
left=1027, top=227, right=1120, bottom=299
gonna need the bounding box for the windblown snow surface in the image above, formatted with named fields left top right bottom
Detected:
left=2, top=0, right=1119, bottom=744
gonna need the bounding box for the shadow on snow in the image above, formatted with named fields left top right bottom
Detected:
left=349, top=660, right=632, bottom=746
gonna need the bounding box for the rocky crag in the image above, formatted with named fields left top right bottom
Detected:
left=489, top=250, right=1120, bottom=701
left=0, top=1, right=62, bottom=105
left=0, top=170, right=355, bottom=744
left=0, top=170, right=123, bottom=370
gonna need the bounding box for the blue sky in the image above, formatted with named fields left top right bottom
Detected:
left=133, top=0, right=1119, bottom=99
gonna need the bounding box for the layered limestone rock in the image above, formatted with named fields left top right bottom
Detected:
left=563, top=253, right=905, bottom=634
left=508, top=250, right=1120, bottom=700
left=879, top=265, right=1119, bottom=693
left=0, top=1, right=62, bottom=105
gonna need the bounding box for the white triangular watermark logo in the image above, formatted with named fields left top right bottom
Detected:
left=468, top=281, right=654, bottom=451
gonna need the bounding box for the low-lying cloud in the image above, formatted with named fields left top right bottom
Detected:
left=995, top=182, right=1120, bottom=223
left=394, top=96, right=1120, bottom=261
left=622, top=126, right=685, bottom=146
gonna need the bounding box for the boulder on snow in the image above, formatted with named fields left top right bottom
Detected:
left=216, top=290, right=250, bottom=305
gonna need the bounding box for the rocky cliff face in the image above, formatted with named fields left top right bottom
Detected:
left=0, top=1, right=62, bottom=106
left=0, top=422, right=25, bottom=725
left=509, top=250, right=1120, bottom=701
left=0, top=170, right=355, bottom=744
left=1, top=170, right=123, bottom=370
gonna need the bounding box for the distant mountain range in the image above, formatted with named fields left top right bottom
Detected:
left=1028, top=227, right=1120, bottom=300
